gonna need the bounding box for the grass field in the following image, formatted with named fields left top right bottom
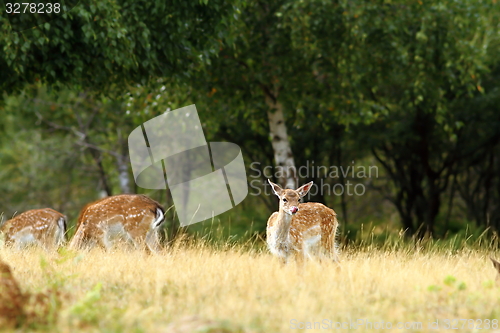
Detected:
left=1, top=237, right=500, bottom=332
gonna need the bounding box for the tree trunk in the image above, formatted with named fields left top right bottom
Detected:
left=117, top=138, right=131, bottom=193
left=264, top=93, right=297, bottom=189
left=117, top=153, right=131, bottom=193
left=88, top=148, right=112, bottom=196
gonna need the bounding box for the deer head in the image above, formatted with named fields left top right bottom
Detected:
left=268, top=180, right=314, bottom=215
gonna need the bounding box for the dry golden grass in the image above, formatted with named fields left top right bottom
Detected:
left=0, top=257, right=64, bottom=330
left=1, top=240, right=500, bottom=332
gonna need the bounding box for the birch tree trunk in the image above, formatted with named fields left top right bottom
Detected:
left=117, top=135, right=131, bottom=194
left=265, top=92, right=297, bottom=189
left=117, top=154, right=131, bottom=193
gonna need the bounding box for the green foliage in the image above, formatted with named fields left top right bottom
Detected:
left=0, top=0, right=243, bottom=94
left=427, top=284, right=442, bottom=292
left=443, top=275, right=457, bottom=286
left=68, top=283, right=103, bottom=326
left=342, top=0, right=500, bottom=237
left=428, top=275, right=466, bottom=294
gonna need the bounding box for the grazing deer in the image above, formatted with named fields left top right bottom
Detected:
left=0, top=209, right=66, bottom=250
left=266, top=180, right=340, bottom=265
left=69, top=194, right=166, bottom=253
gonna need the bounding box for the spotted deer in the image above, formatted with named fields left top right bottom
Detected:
left=0, top=259, right=26, bottom=328
left=0, top=208, right=66, bottom=250
left=69, top=194, right=166, bottom=253
left=267, top=180, right=339, bottom=265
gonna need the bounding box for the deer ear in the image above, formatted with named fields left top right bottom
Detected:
left=297, top=181, right=314, bottom=198
left=491, top=258, right=500, bottom=274
left=268, top=180, right=283, bottom=197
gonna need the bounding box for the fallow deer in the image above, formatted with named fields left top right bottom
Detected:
left=267, top=180, right=340, bottom=265
left=0, top=208, right=66, bottom=250
left=69, top=194, right=165, bottom=253
left=0, top=259, right=25, bottom=328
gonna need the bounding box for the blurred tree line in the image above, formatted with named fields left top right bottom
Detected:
left=1, top=0, right=500, bottom=241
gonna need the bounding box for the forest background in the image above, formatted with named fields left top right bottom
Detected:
left=1, top=0, right=500, bottom=246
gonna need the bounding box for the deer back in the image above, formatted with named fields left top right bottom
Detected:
left=1, top=208, right=66, bottom=247
left=73, top=194, right=165, bottom=242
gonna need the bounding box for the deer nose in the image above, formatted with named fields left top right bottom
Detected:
left=290, top=206, right=299, bottom=214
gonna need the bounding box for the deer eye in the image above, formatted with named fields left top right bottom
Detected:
left=282, top=198, right=287, bottom=203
